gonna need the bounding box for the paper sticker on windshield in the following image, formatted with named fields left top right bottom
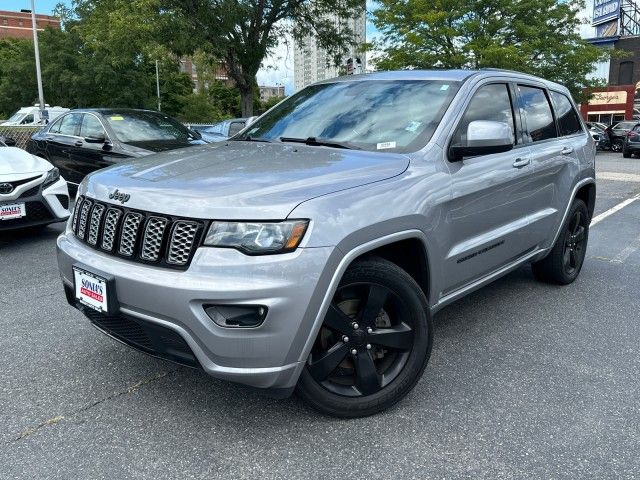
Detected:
left=377, top=141, right=396, bottom=150
left=405, top=121, right=422, bottom=133
left=440, top=84, right=450, bottom=91
left=110, top=116, right=124, bottom=121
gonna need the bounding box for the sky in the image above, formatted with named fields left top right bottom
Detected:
left=3, top=0, right=596, bottom=93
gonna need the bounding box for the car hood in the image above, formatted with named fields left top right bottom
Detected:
left=0, top=147, right=52, bottom=178
left=83, top=141, right=410, bottom=219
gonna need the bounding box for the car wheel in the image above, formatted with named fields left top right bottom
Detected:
left=296, top=257, right=432, bottom=417
left=532, top=199, right=589, bottom=285
left=611, top=139, right=624, bottom=152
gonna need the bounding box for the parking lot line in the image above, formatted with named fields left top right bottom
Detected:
left=610, top=232, right=640, bottom=264
left=591, top=192, right=640, bottom=226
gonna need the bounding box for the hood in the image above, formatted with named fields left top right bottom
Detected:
left=0, top=147, right=52, bottom=178
left=83, top=141, right=410, bottom=219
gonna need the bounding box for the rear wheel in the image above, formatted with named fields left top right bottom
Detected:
left=296, top=257, right=432, bottom=417
left=532, top=199, right=589, bottom=285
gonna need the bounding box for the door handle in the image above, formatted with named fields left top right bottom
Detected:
left=512, top=157, right=530, bottom=168
left=74, top=140, right=83, bottom=147
left=561, top=146, right=574, bottom=155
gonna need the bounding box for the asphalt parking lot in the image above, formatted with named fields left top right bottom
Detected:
left=1, top=151, right=639, bottom=479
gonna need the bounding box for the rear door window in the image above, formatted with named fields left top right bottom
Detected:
left=550, top=91, right=582, bottom=136
left=57, top=113, right=82, bottom=136
left=518, top=85, right=557, bottom=143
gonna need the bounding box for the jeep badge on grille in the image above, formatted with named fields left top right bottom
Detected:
left=109, top=189, right=130, bottom=204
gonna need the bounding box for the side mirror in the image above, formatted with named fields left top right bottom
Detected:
left=449, top=120, right=514, bottom=160
left=4, top=137, right=16, bottom=147
left=84, top=136, right=107, bottom=144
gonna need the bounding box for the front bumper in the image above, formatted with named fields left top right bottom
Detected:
left=0, top=176, right=70, bottom=230
left=57, top=230, right=335, bottom=390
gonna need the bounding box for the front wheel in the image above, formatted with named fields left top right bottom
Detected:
left=532, top=199, right=589, bottom=284
left=611, top=139, right=624, bottom=152
left=296, top=257, right=432, bottom=417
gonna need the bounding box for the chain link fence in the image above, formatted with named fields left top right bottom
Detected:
left=0, top=125, right=42, bottom=149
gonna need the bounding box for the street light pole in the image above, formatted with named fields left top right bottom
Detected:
left=156, top=60, right=161, bottom=112
left=29, top=0, right=46, bottom=119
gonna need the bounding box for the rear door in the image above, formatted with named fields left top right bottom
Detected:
left=442, top=81, right=536, bottom=293
left=45, top=113, right=84, bottom=184
left=518, top=86, right=584, bottom=249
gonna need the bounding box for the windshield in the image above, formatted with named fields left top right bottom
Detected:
left=237, top=80, right=460, bottom=152
left=6, top=111, right=26, bottom=123
left=104, top=112, right=194, bottom=143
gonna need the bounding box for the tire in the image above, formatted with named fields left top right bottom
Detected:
left=296, top=257, right=432, bottom=417
left=611, top=139, right=624, bottom=152
left=623, top=150, right=632, bottom=158
left=532, top=199, right=589, bottom=285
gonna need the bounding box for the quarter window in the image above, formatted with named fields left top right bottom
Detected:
left=518, top=85, right=557, bottom=142
left=452, top=83, right=516, bottom=146
left=550, top=91, right=582, bottom=136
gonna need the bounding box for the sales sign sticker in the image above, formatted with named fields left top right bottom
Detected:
left=0, top=203, right=26, bottom=220
left=73, top=267, right=109, bottom=313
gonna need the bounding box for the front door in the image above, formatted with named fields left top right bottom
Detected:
left=441, top=82, right=537, bottom=294
left=45, top=113, right=84, bottom=184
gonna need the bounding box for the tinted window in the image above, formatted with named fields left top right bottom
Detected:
left=228, top=121, right=245, bottom=137
left=81, top=114, right=106, bottom=139
left=48, top=116, right=64, bottom=134
left=57, top=114, right=82, bottom=136
left=240, top=80, right=461, bottom=153
left=518, top=86, right=557, bottom=142
left=615, top=122, right=635, bottom=130
left=452, top=83, right=515, bottom=146
left=104, top=112, right=194, bottom=143
left=550, top=91, right=582, bottom=136
left=22, top=114, right=34, bottom=124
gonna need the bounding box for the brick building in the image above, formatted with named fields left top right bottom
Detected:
left=259, top=85, right=285, bottom=102
left=0, top=10, right=60, bottom=40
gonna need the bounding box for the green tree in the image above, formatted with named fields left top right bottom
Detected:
left=163, top=0, right=366, bottom=116
left=372, top=0, right=609, bottom=100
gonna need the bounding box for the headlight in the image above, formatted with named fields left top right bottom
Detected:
left=42, top=167, right=60, bottom=189
left=203, top=220, right=309, bottom=254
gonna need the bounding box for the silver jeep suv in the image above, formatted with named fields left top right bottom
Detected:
left=57, top=70, right=596, bottom=417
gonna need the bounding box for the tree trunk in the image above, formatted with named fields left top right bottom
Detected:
left=240, top=87, right=253, bottom=117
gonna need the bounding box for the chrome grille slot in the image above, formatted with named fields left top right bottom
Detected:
left=167, top=221, right=198, bottom=265
left=76, top=198, right=93, bottom=239
left=118, top=212, right=143, bottom=257
left=71, top=196, right=83, bottom=232
left=101, top=208, right=122, bottom=252
left=140, top=216, right=168, bottom=261
left=87, top=204, right=105, bottom=246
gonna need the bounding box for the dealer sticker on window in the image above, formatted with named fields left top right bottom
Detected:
left=73, top=267, right=109, bottom=313
left=377, top=141, right=397, bottom=150
left=0, top=203, right=26, bottom=220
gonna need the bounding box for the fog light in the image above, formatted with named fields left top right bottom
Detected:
left=204, top=305, right=267, bottom=328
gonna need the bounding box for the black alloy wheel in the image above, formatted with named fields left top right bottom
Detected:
left=297, top=257, right=432, bottom=417
left=611, top=139, right=624, bottom=152
left=563, top=209, right=587, bottom=277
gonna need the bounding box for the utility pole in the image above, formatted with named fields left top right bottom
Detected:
left=29, top=1, right=46, bottom=121
left=156, top=60, right=161, bottom=112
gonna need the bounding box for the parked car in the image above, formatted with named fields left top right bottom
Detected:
left=585, top=122, right=610, bottom=150
left=0, top=140, right=70, bottom=230
left=198, top=118, right=247, bottom=142
left=1, top=105, right=69, bottom=126
left=57, top=70, right=595, bottom=417
left=622, top=123, right=640, bottom=157
left=26, top=109, right=205, bottom=189
left=0, top=135, right=16, bottom=147
left=606, top=121, right=637, bottom=152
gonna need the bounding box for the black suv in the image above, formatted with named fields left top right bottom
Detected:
left=26, top=109, right=204, bottom=188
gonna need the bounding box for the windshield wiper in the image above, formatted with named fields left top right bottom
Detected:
left=279, top=136, right=361, bottom=150
left=232, top=135, right=274, bottom=143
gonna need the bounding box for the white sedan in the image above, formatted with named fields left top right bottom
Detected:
left=0, top=140, right=70, bottom=230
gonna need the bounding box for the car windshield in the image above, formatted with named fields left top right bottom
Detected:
left=104, top=112, right=194, bottom=143
left=6, top=111, right=26, bottom=123
left=237, top=80, right=461, bottom=152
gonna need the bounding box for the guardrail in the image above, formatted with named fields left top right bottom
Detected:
left=0, top=125, right=42, bottom=149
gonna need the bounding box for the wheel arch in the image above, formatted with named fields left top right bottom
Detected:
left=575, top=182, right=596, bottom=221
